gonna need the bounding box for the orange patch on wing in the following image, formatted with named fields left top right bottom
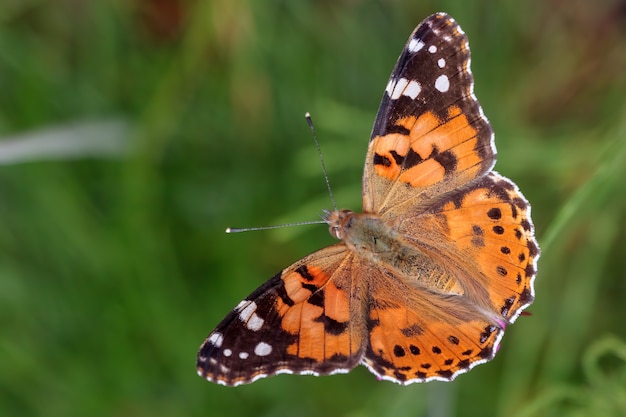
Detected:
left=369, top=307, right=419, bottom=365
left=304, top=265, right=330, bottom=284
left=323, top=282, right=351, bottom=323
left=400, top=158, right=445, bottom=187
left=284, top=301, right=323, bottom=358
left=324, top=331, right=354, bottom=357
left=287, top=327, right=353, bottom=361
left=281, top=272, right=353, bottom=361
left=371, top=107, right=481, bottom=187
left=405, top=112, right=443, bottom=157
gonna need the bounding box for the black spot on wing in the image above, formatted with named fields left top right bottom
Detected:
left=437, top=369, right=454, bottom=379
left=295, top=265, right=315, bottom=281
left=373, top=153, right=391, bottom=167
left=519, top=287, right=534, bottom=304
left=471, top=225, right=485, bottom=247
left=314, top=313, right=348, bottom=336
left=403, top=147, right=423, bottom=169
left=493, top=225, right=505, bottom=235
left=479, top=346, right=493, bottom=359
left=457, top=359, right=471, bottom=369
left=528, top=240, right=540, bottom=257
left=479, top=325, right=496, bottom=344
left=487, top=207, right=502, bottom=220
left=386, top=124, right=411, bottom=135
left=394, top=345, right=406, bottom=357
left=390, top=150, right=405, bottom=165
left=447, top=335, right=460, bottom=345
left=307, top=289, right=325, bottom=307
left=501, top=296, right=515, bottom=316
left=401, top=323, right=423, bottom=337
left=431, top=146, right=457, bottom=175
left=513, top=197, right=528, bottom=210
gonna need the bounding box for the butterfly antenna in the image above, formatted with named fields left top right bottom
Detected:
left=226, top=220, right=326, bottom=234
left=305, top=112, right=337, bottom=211
left=226, top=113, right=334, bottom=234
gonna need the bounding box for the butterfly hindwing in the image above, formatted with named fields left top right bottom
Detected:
left=197, top=244, right=365, bottom=386
left=401, top=172, right=539, bottom=322
left=362, top=267, right=503, bottom=383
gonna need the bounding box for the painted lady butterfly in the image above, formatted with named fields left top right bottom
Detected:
left=197, top=12, right=539, bottom=386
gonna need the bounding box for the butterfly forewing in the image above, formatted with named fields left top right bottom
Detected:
left=363, top=13, right=495, bottom=214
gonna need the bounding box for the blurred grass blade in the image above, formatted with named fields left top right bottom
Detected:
left=0, top=119, right=131, bottom=165
left=540, top=109, right=626, bottom=251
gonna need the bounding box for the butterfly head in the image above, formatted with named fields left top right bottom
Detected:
left=322, top=209, right=355, bottom=239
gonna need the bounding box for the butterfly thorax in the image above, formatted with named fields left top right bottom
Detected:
left=323, top=209, right=463, bottom=295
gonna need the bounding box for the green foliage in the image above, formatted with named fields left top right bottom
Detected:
left=1, top=1, right=625, bottom=416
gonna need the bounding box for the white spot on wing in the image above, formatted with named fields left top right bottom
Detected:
left=246, top=314, right=264, bottom=331
left=223, top=349, right=232, bottom=357
left=238, top=302, right=257, bottom=321
left=254, top=342, right=272, bottom=356
left=408, top=38, right=424, bottom=52
left=238, top=301, right=265, bottom=331
left=438, top=58, right=445, bottom=68
left=428, top=45, right=437, bottom=53
left=403, top=80, right=421, bottom=99
left=208, top=332, right=224, bottom=348
left=390, top=78, right=409, bottom=100
left=435, top=74, right=450, bottom=92
left=239, top=352, right=249, bottom=359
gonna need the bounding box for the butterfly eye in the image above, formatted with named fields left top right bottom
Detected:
left=329, top=225, right=343, bottom=239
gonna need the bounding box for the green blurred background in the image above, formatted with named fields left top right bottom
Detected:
left=1, top=0, right=625, bottom=416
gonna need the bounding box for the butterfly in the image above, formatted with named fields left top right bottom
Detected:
left=197, top=12, right=539, bottom=386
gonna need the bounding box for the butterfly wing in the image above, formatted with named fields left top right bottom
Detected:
left=197, top=244, right=366, bottom=386
left=361, top=264, right=502, bottom=384
left=402, top=172, right=540, bottom=322
left=362, top=172, right=539, bottom=384
left=363, top=13, right=495, bottom=214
